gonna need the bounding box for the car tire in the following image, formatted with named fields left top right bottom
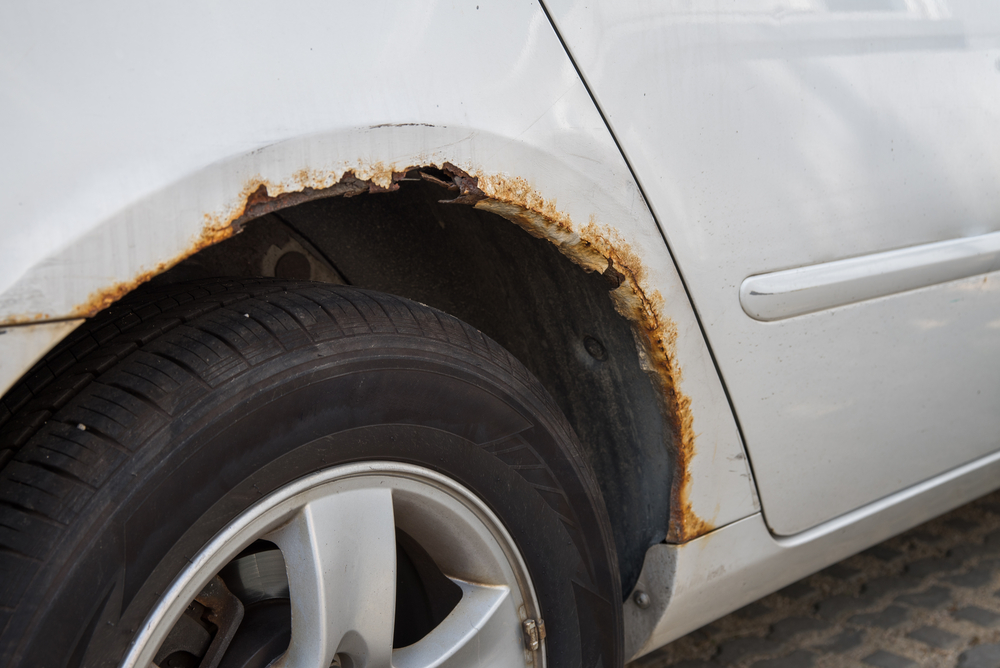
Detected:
left=0, top=279, right=623, bottom=667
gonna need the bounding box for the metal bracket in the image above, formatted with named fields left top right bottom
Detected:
left=624, top=544, right=676, bottom=661
left=195, top=575, right=245, bottom=668
left=522, top=618, right=547, bottom=651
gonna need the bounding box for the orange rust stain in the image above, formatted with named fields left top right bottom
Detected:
left=70, top=221, right=237, bottom=319
left=468, top=167, right=709, bottom=542
left=1, top=313, right=53, bottom=326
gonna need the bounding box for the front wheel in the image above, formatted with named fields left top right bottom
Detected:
left=0, top=280, right=622, bottom=667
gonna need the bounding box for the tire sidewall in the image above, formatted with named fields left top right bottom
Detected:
left=22, top=332, right=621, bottom=667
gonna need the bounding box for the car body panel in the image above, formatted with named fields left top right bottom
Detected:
left=740, top=229, right=1000, bottom=321
left=544, top=0, right=1000, bottom=535
left=0, top=1, right=757, bottom=544
left=5, top=0, right=1000, bottom=658
left=625, top=444, right=1000, bottom=659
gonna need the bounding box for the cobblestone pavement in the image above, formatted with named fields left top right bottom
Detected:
left=629, top=490, right=1000, bottom=668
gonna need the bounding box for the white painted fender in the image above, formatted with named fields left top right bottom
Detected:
left=0, top=2, right=755, bottom=549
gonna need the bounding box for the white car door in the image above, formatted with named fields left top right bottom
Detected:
left=545, top=0, right=1000, bottom=535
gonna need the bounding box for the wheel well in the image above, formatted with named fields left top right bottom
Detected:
left=145, top=172, right=673, bottom=598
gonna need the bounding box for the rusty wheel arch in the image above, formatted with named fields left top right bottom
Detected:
left=68, top=162, right=706, bottom=596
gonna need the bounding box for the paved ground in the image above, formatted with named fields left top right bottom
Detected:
left=628, top=490, right=1000, bottom=668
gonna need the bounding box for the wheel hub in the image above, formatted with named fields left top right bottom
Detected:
left=124, top=462, right=545, bottom=668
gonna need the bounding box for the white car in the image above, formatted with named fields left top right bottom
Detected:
left=1, top=2, right=998, bottom=667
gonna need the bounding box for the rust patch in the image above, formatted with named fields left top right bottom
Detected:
left=1, top=313, right=53, bottom=326
left=440, top=163, right=489, bottom=206
left=233, top=175, right=385, bottom=230
left=70, top=220, right=238, bottom=318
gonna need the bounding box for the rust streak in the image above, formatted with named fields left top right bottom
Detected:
left=1, top=313, right=53, bottom=326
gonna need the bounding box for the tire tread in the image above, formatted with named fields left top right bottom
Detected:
left=0, top=279, right=606, bottom=661
left=0, top=278, right=541, bottom=543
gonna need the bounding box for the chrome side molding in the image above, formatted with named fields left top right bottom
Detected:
left=740, top=231, right=1000, bottom=321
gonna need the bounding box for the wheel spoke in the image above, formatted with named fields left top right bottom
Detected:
left=392, top=580, right=524, bottom=668
left=266, top=487, right=397, bottom=668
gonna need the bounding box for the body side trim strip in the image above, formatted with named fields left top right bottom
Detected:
left=740, top=230, right=1000, bottom=321
left=628, top=446, right=1000, bottom=658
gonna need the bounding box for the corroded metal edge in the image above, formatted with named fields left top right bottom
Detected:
left=15, top=161, right=710, bottom=542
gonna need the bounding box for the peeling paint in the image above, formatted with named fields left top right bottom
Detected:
left=51, top=160, right=708, bottom=541
left=232, top=174, right=399, bottom=230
